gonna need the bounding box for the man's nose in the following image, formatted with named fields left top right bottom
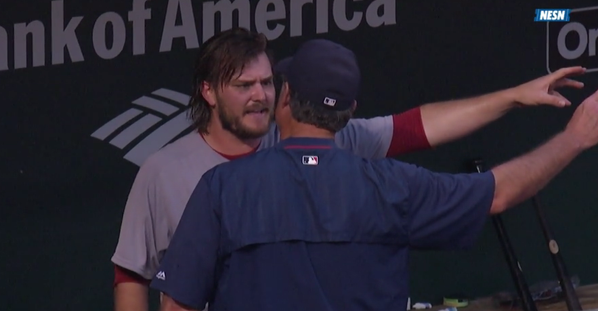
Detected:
left=252, top=84, right=267, bottom=102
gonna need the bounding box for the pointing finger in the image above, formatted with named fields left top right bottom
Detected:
left=554, top=78, right=585, bottom=89
left=550, top=66, right=586, bottom=80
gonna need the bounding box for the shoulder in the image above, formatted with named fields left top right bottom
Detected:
left=370, top=159, right=496, bottom=196
left=136, top=131, right=216, bottom=182
left=361, top=156, right=417, bottom=174
left=356, top=157, right=427, bottom=189
left=210, top=146, right=277, bottom=176
left=338, top=115, right=393, bottom=138
left=194, top=149, right=274, bottom=201
left=257, top=123, right=280, bottom=150
left=344, top=115, right=393, bottom=127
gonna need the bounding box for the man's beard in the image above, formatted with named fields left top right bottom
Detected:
left=217, top=101, right=273, bottom=140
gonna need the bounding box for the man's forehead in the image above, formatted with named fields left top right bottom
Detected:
left=232, top=74, right=273, bottom=83
left=234, top=54, right=273, bottom=80
left=232, top=69, right=273, bottom=82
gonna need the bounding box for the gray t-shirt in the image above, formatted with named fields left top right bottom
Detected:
left=111, top=116, right=394, bottom=279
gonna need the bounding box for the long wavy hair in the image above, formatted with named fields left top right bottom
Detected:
left=187, top=28, right=272, bottom=134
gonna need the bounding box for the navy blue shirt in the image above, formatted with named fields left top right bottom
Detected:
left=150, top=137, right=495, bottom=311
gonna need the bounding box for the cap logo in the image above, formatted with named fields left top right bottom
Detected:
left=323, top=97, right=337, bottom=107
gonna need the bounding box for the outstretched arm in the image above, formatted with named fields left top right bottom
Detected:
left=420, top=66, right=585, bottom=147
left=490, top=87, right=598, bottom=213
left=336, top=67, right=585, bottom=159
left=394, top=87, right=598, bottom=250
left=420, top=88, right=515, bottom=147
left=335, top=107, right=431, bottom=159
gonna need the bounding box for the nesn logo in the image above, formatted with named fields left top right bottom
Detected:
left=302, top=155, right=319, bottom=165
left=534, top=9, right=570, bottom=22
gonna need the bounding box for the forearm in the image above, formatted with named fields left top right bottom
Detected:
left=489, top=131, right=584, bottom=214
left=420, top=88, right=517, bottom=147
left=114, top=282, right=149, bottom=311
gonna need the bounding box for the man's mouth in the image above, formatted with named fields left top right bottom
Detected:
left=245, top=108, right=269, bottom=115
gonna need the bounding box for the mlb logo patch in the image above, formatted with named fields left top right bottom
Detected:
left=323, top=97, right=337, bottom=107
left=302, top=155, right=319, bottom=165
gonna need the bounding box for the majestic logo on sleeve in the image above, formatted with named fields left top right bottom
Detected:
left=91, top=88, right=193, bottom=166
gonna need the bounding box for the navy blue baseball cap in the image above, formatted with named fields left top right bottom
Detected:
left=274, top=39, right=360, bottom=111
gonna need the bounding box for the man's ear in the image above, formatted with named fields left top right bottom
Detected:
left=277, top=82, right=291, bottom=108
left=200, top=81, right=217, bottom=107
left=351, top=100, right=358, bottom=112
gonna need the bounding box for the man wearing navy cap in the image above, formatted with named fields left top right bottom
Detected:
left=149, top=39, right=598, bottom=311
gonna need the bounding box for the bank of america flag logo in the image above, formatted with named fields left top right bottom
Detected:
left=91, top=88, right=193, bottom=166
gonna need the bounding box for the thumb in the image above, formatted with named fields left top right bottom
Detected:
left=589, top=88, right=598, bottom=100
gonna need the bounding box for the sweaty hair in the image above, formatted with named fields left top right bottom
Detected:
left=188, top=28, right=272, bottom=133
left=283, top=76, right=353, bottom=133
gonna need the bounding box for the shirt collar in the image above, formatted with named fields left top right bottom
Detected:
left=278, top=137, right=337, bottom=149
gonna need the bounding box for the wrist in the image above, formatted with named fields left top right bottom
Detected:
left=500, top=87, right=522, bottom=108
left=557, top=130, right=586, bottom=153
